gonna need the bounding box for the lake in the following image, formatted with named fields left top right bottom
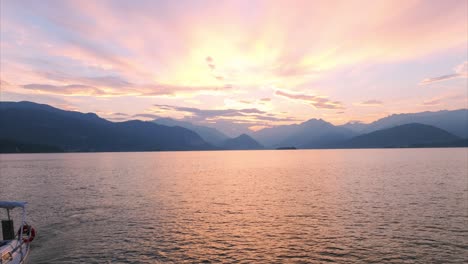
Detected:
left=1, top=149, right=467, bottom=263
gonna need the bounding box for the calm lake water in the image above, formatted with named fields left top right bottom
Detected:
left=1, top=149, right=467, bottom=263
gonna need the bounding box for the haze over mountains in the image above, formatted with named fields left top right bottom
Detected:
left=334, top=123, right=463, bottom=149
left=340, top=109, right=468, bottom=138
left=222, top=134, right=264, bottom=150
left=251, top=119, right=356, bottom=148
left=0, top=101, right=467, bottom=153
left=153, top=118, right=262, bottom=150
left=153, top=118, right=229, bottom=146
left=251, top=109, right=468, bottom=148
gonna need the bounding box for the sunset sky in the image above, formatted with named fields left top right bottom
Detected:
left=1, top=0, right=467, bottom=136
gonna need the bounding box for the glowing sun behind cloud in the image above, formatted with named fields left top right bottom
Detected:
left=1, top=0, right=467, bottom=135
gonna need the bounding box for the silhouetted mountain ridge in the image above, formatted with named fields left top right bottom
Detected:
left=0, top=101, right=213, bottom=151
left=333, top=123, right=461, bottom=148
left=1, top=101, right=466, bottom=151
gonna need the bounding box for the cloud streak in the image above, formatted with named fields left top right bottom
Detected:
left=23, top=83, right=112, bottom=96
left=133, top=113, right=160, bottom=119
left=153, top=104, right=265, bottom=117
left=422, top=99, right=442, bottom=106
left=356, top=99, right=384, bottom=106
left=275, top=90, right=344, bottom=110
left=150, top=104, right=298, bottom=124
left=21, top=81, right=232, bottom=97
left=420, top=61, right=468, bottom=85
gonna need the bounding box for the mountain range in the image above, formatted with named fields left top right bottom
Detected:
left=152, top=118, right=263, bottom=149
left=251, top=118, right=356, bottom=148
left=252, top=109, right=468, bottom=148
left=0, top=101, right=466, bottom=153
left=340, top=109, right=468, bottom=138
left=0, top=101, right=213, bottom=152
left=333, top=123, right=463, bottom=148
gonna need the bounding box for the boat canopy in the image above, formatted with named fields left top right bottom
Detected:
left=0, top=201, right=27, bottom=209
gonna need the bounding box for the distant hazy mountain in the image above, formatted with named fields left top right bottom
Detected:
left=153, top=118, right=229, bottom=146
left=0, top=101, right=213, bottom=151
left=362, top=109, right=468, bottom=138
left=222, top=134, right=264, bottom=150
left=339, top=121, right=368, bottom=133
left=335, top=123, right=461, bottom=148
left=252, top=119, right=355, bottom=148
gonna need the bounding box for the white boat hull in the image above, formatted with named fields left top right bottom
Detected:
left=1, top=240, right=30, bottom=264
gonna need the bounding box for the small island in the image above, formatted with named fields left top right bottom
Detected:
left=275, top=146, right=297, bottom=150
